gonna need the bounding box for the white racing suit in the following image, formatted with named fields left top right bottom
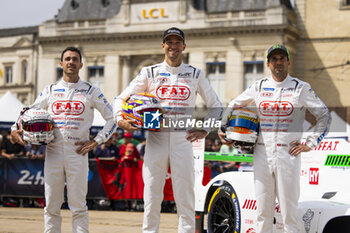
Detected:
left=114, top=61, right=222, bottom=233
left=221, top=75, right=331, bottom=233
left=13, top=79, right=116, bottom=233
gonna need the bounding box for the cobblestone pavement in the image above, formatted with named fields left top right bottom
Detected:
left=0, top=207, right=178, bottom=233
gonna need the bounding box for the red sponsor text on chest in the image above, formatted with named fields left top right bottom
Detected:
left=259, top=101, right=293, bottom=116
left=52, top=100, right=85, bottom=115
left=156, top=85, right=190, bottom=100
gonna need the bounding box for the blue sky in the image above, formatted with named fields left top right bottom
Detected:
left=0, top=0, right=64, bottom=29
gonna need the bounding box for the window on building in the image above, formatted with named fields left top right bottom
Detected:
left=56, top=67, right=63, bottom=81
left=243, top=61, right=264, bottom=89
left=206, top=62, right=226, bottom=102
left=22, top=60, right=28, bottom=83
left=88, top=66, right=104, bottom=92
left=5, top=66, right=13, bottom=84
left=101, top=0, right=110, bottom=7
left=71, top=0, right=79, bottom=10
left=340, top=0, right=350, bottom=9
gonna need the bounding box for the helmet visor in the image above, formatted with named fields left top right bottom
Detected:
left=22, top=120, right=54, bottom=132
left=136, top=107, right=160, bottom=115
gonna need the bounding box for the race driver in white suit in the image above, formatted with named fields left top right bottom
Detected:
left=114, top=27, right=222, bottom=233
left=11, top=47, right=116, bottom=233
left=219, top=44, right=331, bottom=233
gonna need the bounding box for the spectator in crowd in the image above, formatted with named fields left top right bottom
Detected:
left=237, top=147, right=254, bottom=172
left=204, top=138, right=214, bottom=152
left=0, top=134, right=26, bottom=209
left=219, top=162, right=238, bottom=172
left=212, top=139, right=222, bottom=152
left=210, top=161, right=222, bottom=179
left=93, top=137, right=119, bottom=211
left=95, top=137, right=120, bottom=160
left=219, top=144, right=239, bottom=172
left=118, top=132, right=140, bottom=153
left=120, top=142, right=140, bottom=164
left=204, top=138, right=215, bottom=177
left=25, top=144, right=46, bottom=159
left=111, top=132, right=120, bottom=145
left=1, top=134, right=25, bottom=159
left=0, top=134, right=3, bottom=147
left=88, top=134, right=97, bottom=159
left=116, top=132, right=139, bottom=147
left=219, top=143, right=238, bottom=154
left=136, top=138, right=146, bottom=159
left=121, top=141, right=141, bottom=211
left=117, top=139, right=141, bottom=211
left=207, top=139, right=224, bottom=178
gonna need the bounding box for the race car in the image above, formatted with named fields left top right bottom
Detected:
left=193, top=137, right=350, bottom=233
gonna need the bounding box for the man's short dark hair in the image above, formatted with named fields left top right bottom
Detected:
left=61, top=47, right=82, bottom=62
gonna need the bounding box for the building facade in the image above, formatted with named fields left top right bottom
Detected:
left=291, top=0, right=350, bottom=122
left=36, top=0, right=296, bottom=106
left=0, top=27, right=38, bottom=105
left=296, top=0, right=350, bottom=109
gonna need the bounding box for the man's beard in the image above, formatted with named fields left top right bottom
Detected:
left=273, top=68, right=287, bottom=78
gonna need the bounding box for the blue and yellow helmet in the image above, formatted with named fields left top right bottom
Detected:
left=225, top=109, right=259, bottom=150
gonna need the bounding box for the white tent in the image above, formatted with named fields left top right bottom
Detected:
left=0, top=91, right=109, bottom=132
left=92, top=109, right=106, bottom=127
left=329, top=111, right=349, bottom=133
left=0, top=91, right=108, bottom=125
left=0, top=91, right=25, bottom=122
left=0, top=91, right=25, bottom=131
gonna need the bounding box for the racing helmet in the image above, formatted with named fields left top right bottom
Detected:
left=224, top=109, right=259, bottom=151
left=18, top=107, right=55, bottom=145
left=122, top=93, right=162, bottom=131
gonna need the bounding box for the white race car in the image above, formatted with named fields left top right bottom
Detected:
left=193, top=137, right=350, bottom=233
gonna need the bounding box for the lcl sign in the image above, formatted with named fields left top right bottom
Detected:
left=142, top=8, right=168, bottom=19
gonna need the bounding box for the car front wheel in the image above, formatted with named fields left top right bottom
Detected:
left=207, top=185, right=241, bottom=233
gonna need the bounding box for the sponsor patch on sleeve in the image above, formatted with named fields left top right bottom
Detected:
left=262, top=88, right=275, bottom=91
left=307, top=88, right=319, bottom=99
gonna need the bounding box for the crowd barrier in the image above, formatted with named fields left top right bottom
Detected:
left=0, top=158, right=211, bottom=200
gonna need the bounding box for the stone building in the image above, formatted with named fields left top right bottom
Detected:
left=295, top=0, right=350, bottom=111
left=0, top=26, right=38, bottom=105
left=37, top=0, right=296, bottom=106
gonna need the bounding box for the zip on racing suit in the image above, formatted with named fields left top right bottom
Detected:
left=221, top=75, right=331, bottom=233
left=13, top=79, right=116, bottom=233
left=114, top=61, right=222, bottom=233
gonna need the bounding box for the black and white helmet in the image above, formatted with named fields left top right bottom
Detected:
left=18, top=107, right=55, bottom=145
